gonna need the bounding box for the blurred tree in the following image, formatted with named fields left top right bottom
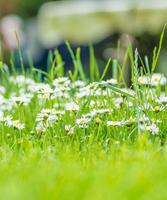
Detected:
left=0, top=0, right=18, bottom=17
left=0, top=0, right=62, bottom=18
left=18, top=0, right=62, bottom=18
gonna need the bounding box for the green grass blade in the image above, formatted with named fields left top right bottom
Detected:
left=99, top=82, right=134, bottom=98
left=15, top=32, right=25, bottom=75
left=100, top=58, right=111, bottom=81
left=89, top=44, right=100, bottom=82
left=112, top=59, right=118, bottom=79
left=55, top=50, right=64, bottom=77
left=144, top=56, right=150, bottom=74
left=151, top=24, right=167, bottom=72
left=66, top=41, right=78, bottom=80
left=76, top=48, right=86, bottom=82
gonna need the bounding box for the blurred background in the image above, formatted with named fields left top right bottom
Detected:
left=1, top=0, right=167, bottom=81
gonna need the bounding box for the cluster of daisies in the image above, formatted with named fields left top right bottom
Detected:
left=0, top=71, right=166, bottom=138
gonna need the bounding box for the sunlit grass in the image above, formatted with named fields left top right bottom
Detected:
left=0, top=27, right=167, bottom=199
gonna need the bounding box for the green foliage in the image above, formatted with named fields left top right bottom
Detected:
left=0, top=30, right=166, bottom=199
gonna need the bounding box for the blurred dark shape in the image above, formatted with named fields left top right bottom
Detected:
left=0, top=0, right=18, bottom=17
left=0, top=0, right=167, bottom=79
left=17, top=0, right=62, bottom=18
left=35, top=0, right=167, bottom=76
left=0, top=0, right=61, bottom=18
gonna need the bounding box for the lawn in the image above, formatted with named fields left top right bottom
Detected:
left=0, top=34, right=167, bottom=199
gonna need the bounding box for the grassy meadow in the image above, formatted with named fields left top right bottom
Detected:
left=0, top=31, right=167, bottom=200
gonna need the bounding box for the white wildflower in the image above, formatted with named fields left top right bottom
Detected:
left=35, top=123, right=47, bottom=134
left=156, top=95, right=167, bottom=104
left=138, top=73, right=167, bottom=86
left=10, top=75, right=35, bottom=86
left=65, top=102, right=79, bottom=111
left=51, top=87, right=70, bottom=99
left=36, top=109, right=58, bottom=122
left=53, top=77, right=71, bottom=88
left=0, top=86, right=6, bottom=94
left=76, top=117, right=91, bottom=128
left=151, top=73, right=167, bottom=86
left=107, top=120, right=125, bottom=127
left=10, top=94, right=33, bottom=106
left=0, top=116, right=25, bottom=130
left=12, top=120, right=25, bottom=130
left=106, top=78, right=118, bottom=85
left=65, top=125, right=75, bottom=135
left=0, top=116, right=13, bottom=126
left=138, top=76, right=150, bottom=85
left=140, top=123, right=159, bottom=135
left=112, top=97, right=123, bottom=108
left=72, top=80, right=86, bottom=88
left=92, top=109, right=113, bottom=115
